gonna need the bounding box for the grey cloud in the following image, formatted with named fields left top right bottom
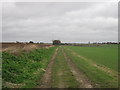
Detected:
left=2, top=2, right=118, bottom=43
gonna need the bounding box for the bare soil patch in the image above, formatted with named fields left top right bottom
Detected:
left=3, top=82, right=25, bottom=88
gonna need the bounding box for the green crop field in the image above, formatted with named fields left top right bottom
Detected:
left=63, top=45, right=118, bottom=88
left=64, top=45, right=118, bottom=71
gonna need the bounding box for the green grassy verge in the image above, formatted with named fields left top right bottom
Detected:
left=65, top=45, right=118, bottom=71
left=63, top=46, right=118, bottom=88
left=51, top=48, right=79, bottom=88
left=2, top=47, right=57, bottom=88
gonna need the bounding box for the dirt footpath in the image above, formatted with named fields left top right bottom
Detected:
left=38, top=47, right=93, bottom=88
left=38, top=48, right=58, bottom=88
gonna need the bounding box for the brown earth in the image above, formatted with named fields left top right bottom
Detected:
left=3, top=82, right=25, bottom=88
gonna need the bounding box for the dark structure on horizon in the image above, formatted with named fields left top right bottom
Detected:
left=29, top=41, right=34, bottom=43
left=53, top=40, right=61, bottom=45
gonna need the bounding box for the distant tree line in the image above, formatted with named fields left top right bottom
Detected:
left=15, top=41, right=44, bottom=44
left=15, top=40, right=120, bottom=45
left=60, top=42, right=119, bottom=46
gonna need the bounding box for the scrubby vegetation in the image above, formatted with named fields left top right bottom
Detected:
left=2, top=47, right=56, bottom=88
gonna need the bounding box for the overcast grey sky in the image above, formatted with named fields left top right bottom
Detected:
left=2, top=2, right=118, bottom=43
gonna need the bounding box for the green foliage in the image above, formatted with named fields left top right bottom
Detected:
left=2, top=47, right=56, bottom=88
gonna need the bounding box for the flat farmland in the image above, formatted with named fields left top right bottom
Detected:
left=64, top=45, right=118, bottom=71
left=63, top=45, right=118, bottom=88
left=2, top=44, right=119, bottom=88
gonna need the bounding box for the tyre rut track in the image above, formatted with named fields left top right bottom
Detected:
left=62, top=48, right=93, bottom=88
left=38, top=48, right=58, bottom=88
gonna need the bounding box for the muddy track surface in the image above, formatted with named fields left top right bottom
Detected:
left=38, top=48, right=58, bottom=88
left=62, top=49, right=93, bottom=88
